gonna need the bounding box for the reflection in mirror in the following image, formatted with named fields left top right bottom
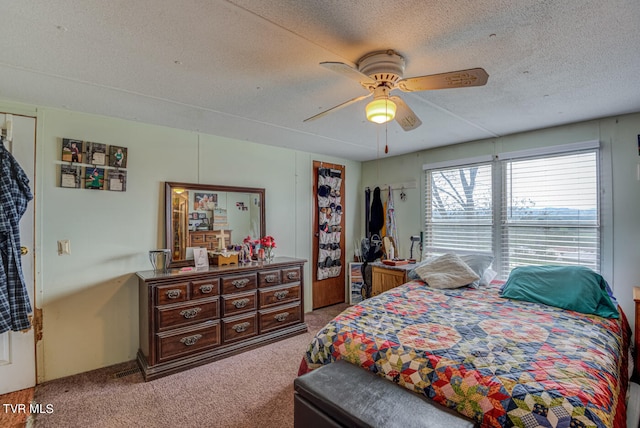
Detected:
left=165, top=182, right=265, bottom=267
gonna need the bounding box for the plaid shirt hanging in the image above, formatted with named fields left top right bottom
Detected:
left=0, top=140, right=33, bottom=333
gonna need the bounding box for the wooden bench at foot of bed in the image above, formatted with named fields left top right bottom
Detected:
left=293, top=359, right=477, bottom=428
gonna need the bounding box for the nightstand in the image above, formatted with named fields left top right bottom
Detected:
left=371, top=263, right=413, bottom=296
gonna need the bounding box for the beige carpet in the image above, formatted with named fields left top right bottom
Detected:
left=32, top=303, right=348, bottom=428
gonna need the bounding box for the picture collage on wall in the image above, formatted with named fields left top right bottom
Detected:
left=60, top=138, right=128, bottom=191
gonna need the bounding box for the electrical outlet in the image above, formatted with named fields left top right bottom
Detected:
left=57, top=239, right=70, bottom=255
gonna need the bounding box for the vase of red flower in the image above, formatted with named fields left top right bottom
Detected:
left=259, top=235, right=276, bottom=262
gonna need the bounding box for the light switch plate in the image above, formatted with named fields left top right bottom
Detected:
left=58, top=239, right=70, bottom=255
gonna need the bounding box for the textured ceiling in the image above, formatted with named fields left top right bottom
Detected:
left=1, top=0, right=639, bottom=161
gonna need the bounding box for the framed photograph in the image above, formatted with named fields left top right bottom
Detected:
left=85, top=167, right=105, bottom=190
left=193, top=248, right=209, bottom=270
left=194, top=192, right=216, bottom=210
left=349, top=262, right=364, bottom=304
left=109, top=145, right=128, bottom=168
left=86, top=141, right=107, bottom=165
left=107, top=170, right=127, bottom=191
left=61, top=138, right=83, bottom=163
left=60, top=164, right=81, bottom=188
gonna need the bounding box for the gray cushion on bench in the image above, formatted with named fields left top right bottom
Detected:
left=294, top=360, right=476, bottom=428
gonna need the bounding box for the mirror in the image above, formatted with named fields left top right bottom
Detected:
left=165, top=182, right=265, bottom=267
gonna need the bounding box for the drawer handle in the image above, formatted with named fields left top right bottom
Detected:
left=180, top=334, right=202, bottom=346
left=232, top=322, right=250, bottom=333
left=286, top=272, right=298, bottom=280
left=274, top=312, right=289, bottom=322
left=180, top=307, right=202, bottom=319
left=274, top=290, right=289, bottom=300
left=199, top=284, right=214, bottom=294
left=232, top=298, right=250, bottom=309
left=166, top=289, right=182, bottom=299
left=232, top=278, right=250, bottom=288
left=265, top=274, right=277, bottom=283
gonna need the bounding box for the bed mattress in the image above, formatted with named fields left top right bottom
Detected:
left=299, top=281, right=630, bottom=427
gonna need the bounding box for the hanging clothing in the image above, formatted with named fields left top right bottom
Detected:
left=364, top=187, right=371, bottom=238
left=0, top=141, right=33, bottom=333
left=368, top=187, right=384, bottom=238
left=386, top=186, right=398, bottom=253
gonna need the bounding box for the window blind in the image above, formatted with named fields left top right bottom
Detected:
left=500, top=150, right=599, bottom=278
left=424, top=162, right=493, bottom=256
left=423, top=147, right=600, bottom=279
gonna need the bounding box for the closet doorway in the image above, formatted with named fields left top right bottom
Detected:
left=312, top=161, right=345, bottom=309
left=0, top=113, right=36, bottom=394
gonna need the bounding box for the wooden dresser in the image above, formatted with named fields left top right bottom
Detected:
left=189, top=230, right=231, bottom=250
left=137, top=257, right=306, bottom=380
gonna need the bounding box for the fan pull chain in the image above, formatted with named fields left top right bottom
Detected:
left=376, top=126, right=380, bottom=180
left=384, top=112, right=389, bottom=155
left=384, top=100, right=389, bottom=154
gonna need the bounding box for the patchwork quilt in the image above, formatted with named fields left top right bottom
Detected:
left=299, top=281, right=630, bottom=428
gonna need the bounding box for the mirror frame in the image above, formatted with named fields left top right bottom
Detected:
left=165, top=181, right=266, bottom=268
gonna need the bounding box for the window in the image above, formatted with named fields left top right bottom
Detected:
left=424, top=162, right=493, bottom=255
left=500, top=151, right=599, bottom=278
left=424, top=144, right=600, bottom=279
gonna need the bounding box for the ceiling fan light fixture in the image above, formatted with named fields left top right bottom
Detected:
left=365, top=98, right=397, bottom=124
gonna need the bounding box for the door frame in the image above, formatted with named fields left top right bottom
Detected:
left=0, top=113, right=37, bottom=394
left=311, top=161, right=346, bottom=309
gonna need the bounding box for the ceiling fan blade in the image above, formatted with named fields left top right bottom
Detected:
left=320, top=61, right=377, bottom=86
left=303, top=93, right=372, bottom=122
left=397, top=68, right=489, bottom=92
left=389, top=96, right=422, bottom=131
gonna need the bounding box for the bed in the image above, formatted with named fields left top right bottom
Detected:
left=299, top=258, right=632, bottom=428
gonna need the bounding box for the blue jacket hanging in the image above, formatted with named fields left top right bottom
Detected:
left=0, top=140, right=33, bottom=333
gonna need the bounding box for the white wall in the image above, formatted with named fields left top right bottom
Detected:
left=0, top=100, right=360, bottom=382
left=362, top=113, right=640, bottom=321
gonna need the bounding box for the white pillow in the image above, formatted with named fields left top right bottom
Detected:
left=459, top=254, right=495, bottom=288
left=480, top=268, right=497, bottom=287
left=414, top=253, right=480, bottom=289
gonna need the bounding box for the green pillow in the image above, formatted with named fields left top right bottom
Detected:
left=500, top=265, right=619, bottom=318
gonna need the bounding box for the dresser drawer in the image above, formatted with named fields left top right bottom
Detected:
left=281, top=267, right=302, bottom=284
left=156, top=298, right=219, bottom=332
left=156, top=282, right=189, bottom=305
left=156, top=321, right=220, bottom=363
left=222, top=313, right=258, bottom=343
left=191, top=279, right=219, bottom=299
left=259, top=302, right=301, bottom=334
left=221, top=273, right=257, bottom=294
left=258, top=284, right=300, bottom=309
left=190, top=234, right=205, bottom=245
left=222, top=291, right=257, bottom=316
left=258, top=270, right=281, bottom=288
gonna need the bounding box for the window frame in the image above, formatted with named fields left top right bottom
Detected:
left=423, top=140, right=603, bottom=279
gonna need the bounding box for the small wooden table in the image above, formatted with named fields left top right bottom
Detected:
left=371, top=262, right=415, bottom=296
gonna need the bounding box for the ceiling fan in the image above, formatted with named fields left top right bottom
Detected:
left=304, top=49, right=489, bottom=131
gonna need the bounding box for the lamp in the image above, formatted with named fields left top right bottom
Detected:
left=365, top=86, right=396, bottom=124
left=409, top=235, right=420, bottom=260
